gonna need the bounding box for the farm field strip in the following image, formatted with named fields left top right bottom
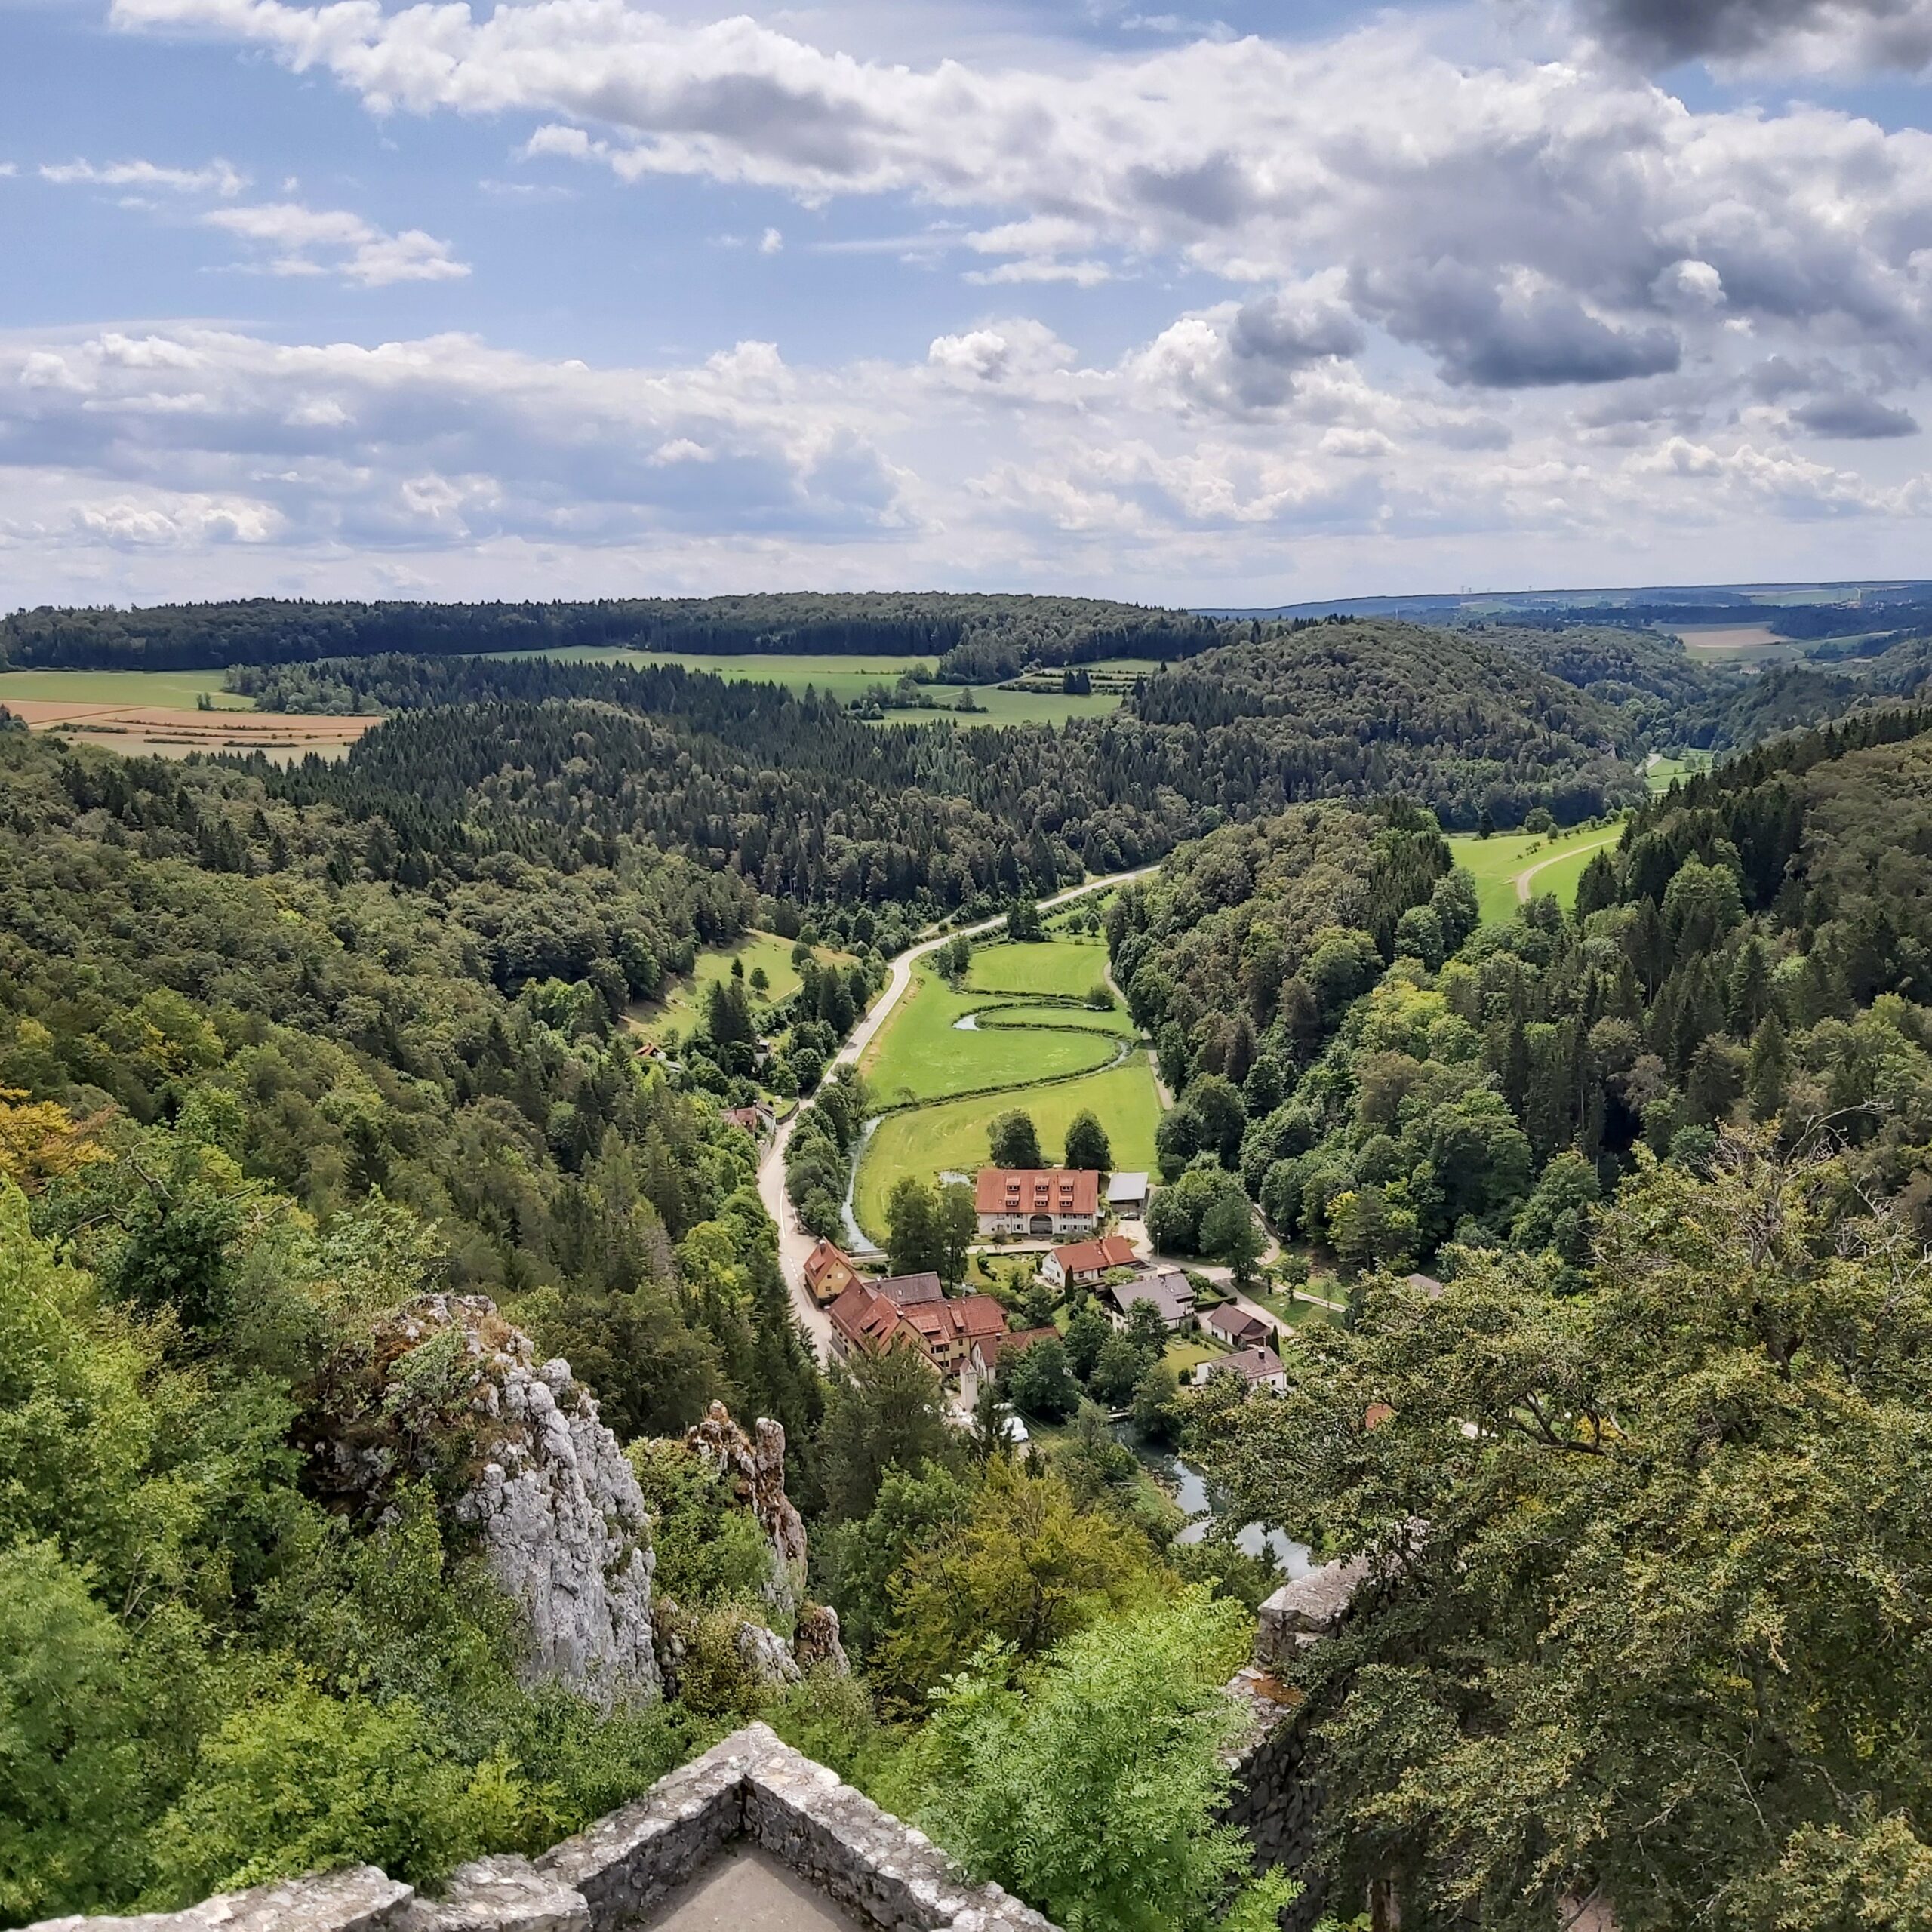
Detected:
left=485, top=645, right=1137, bottom=727
left=0, top=667, right=254, bottom=709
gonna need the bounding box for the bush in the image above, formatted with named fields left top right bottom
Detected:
left=915, top=1590, right=1297, bottom=1932
left=149, top=1680, right=531, bottom=1901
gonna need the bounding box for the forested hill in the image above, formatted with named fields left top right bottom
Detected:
left=240, top=623, right=1648, bottom=917
left=1133, top=621, right=1647, bottom=825
left=0, top=719, right=820, bottom=1448
left=1151, top=715, right=1932, bottom=1924
left=1116, top=702, right=1932, bottom=1298
left=0, top=592, right=1220, bottom=679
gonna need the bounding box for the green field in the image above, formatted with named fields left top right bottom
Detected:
left=854, top=1054, right=1162, bottom=1243
left=0, top=668, right=254, bottom=709
left=1445, top=823, right=1625, bottom=924
left=491, top=645, right=1140, bottom=729
left=966, top=936, right=1115, bottom=999
left=634, top=930, right=853, bottom=1035
left=859, top=964, right=1124, bottom=1108
left=1643, top=749, right=1714, bottom=793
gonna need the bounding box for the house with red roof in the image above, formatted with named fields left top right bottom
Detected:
left=825, top=1274, right=1009, bottom=1379
left=974, top=1167, right=1100, bottom=1238
left=1039, top=1231, right=1137, bottom=1290
left=801, top=1237, right=862, bottom=1306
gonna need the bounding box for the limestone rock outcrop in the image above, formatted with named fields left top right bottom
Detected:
left=302, top=1294, right=659, bottom=1707
left=684, top=1400, right=808, bottom=1619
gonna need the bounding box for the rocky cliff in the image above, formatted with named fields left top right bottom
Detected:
left=300, top=1294, right=660, bottom=1706
left=298, top=1297, right=840, bottom=1708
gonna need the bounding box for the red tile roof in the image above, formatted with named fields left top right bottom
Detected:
left=827, top=1281, right=1008, bottom=1363
left=803, top=1238, right=860, bottom=1301
left=974, top=1168, right=1100, bottom=1215
left=1050, top=1233, right=1137, bottom=1275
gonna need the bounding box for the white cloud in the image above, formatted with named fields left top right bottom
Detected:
left=759, top=225, right=784, bottom=254
left=41, top=156, right=248, bottom=195
left=38, top=154, right=463, bottom=287
left=0, top=1, right=1915, bottom=603
left=205, top=201, right=470, bottom=284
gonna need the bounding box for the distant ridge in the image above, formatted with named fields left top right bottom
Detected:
left=1195, top=580, right=1932, bottom=620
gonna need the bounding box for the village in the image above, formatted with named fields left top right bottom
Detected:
left=799, top=1164, right=1292, bottom=1432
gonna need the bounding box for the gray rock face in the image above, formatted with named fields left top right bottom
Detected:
left=317, top=1295, right=660, bottom=1709
left=447, top=1325, right=660, bottom=1708
left=685, top=1402, right=807, bottom=1620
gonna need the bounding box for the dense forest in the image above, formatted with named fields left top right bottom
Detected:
left=1116, top=703, right=1932, bottom=1277
left=221, top=626, right=1653, bottom=939
left=12, top=598, right=1932, bottom=1930
left=1105, top=712, right=1932, bottom=1921
left=0, top=593, right=1220, bottom=681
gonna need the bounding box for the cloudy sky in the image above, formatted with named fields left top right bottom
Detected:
left=4, top=0, right=1932, bottom=608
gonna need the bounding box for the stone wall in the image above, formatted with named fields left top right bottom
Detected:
left=1220, top=1555, right=1372, bottom=1932
left=28, top=1728, right=1060, bottom=1932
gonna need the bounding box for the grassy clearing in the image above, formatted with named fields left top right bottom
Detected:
left=854, top=1054, right=1162, bottom=1242
left=636, top=930, right=852, bottom=1035
left=0, top=668, right=254, bottom=710
left=966, top=937, right=1115, bottom=1000
left=1644, top=749, right=1715, bottom=793
left=1446, top=823, right=1625, bottom=925
left=859, top=964, right=1121, bottom=1108
left=485, top=645, right=1134, bottom=728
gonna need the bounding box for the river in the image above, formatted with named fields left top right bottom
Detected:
left=1118, top=1425, right=1311, bottom=1577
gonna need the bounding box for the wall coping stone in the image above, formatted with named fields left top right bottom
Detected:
left=24, top=1727, right=1059, bottom=1932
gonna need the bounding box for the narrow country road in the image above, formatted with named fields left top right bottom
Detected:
left=1514, top=832, right=1620, bottom=905
left=756, top=865, right=1157, bottom=1359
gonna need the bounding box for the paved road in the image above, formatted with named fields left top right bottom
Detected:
left=756, top=866, right=1157, bottom=1361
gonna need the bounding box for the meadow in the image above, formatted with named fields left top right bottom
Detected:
left=633, top=930, right=854, bottom=1037
left=854, top=1055, right=1163, bottom=1244
left=852, top=932, right=1158, bottom=1240
left=1445, top=822, right=1626, bottom=924
left=491, top=645, right=1148, bottom=728
left=0, top=667, right=253, bottom=709
left=857, top=963, right=1127, bottom=1110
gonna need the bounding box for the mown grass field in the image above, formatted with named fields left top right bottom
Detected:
left=854, top=1054, right=1163, bottom=1243
left=856, top=936, right=1154, bottom=1238
left=858, top=963, right=1124, bottom=1109
left=965, top=935, right=1115, bottom=998
left=1446, top=823, right=1624, bottom=925
left=0, top=668, right=254, bottom=709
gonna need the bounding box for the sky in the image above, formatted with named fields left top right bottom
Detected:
left=3, top=0, right=1932, bottom=609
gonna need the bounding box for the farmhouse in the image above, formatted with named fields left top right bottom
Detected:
left=1201, top=1301, right=1273, bottom=1349
left=1039, top=1231, right=1137, bottom=1290
left=1105, top=1266, right=1196, bottom=1331
left=1107, top=1171, right=1150, bottom=1217
left=1194, top=1343, right=1287, bottom=1393
left=801, top=1237, right=862, bottom=1306
left=975, top=1166, right=1100, bottom=1238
